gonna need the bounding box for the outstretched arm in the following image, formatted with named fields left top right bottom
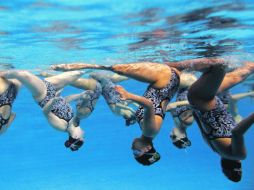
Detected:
left=115, top=85, right=157, bottom=138
left=218, top=62, right=254, bottom=92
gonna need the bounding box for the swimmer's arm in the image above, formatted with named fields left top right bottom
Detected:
left=218, top=62, right=254, bottom=92
left=116, top=87, right=156, bottom=138
left=129, top=95, right=156, bottom=137
left=165, top=57, right=227, bottom=71
left=231, top=91, right=254, bottom=101
left=166, top=100, right=190, bottom=111
left=233, top=113, right=254, bottom=135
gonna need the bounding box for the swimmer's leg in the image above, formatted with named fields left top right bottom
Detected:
left=110, top=63, right=172, bottom=88
left=218, top=62, right=254, bottom=93
left=45, top=71, right=85, bottom=91
left=39, top=71, right=97, bottom=91
left=230, top=113, right=254, bottom=160
left=0, top=70, right=46, bottom=101
left=188, top=65, right=226, bottom=111
left=52, top=62, right=172, bottom=88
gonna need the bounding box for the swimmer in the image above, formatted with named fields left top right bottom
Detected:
left=0, top=77, right=21, bottom=134
left=0, top=70, right=85, bottom=151
left=167, top=62, right=254, bottom=149
left=167, top=59, right=254, bottom=182
left=51, top=62, right=181, bottom=166
left=167, top=72, right=197, bottom=149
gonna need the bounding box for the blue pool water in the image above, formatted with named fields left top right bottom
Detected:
left=0, top=0, right=254, bottom=189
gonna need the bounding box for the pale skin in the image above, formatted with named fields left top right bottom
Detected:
left=0, top=70, right=85, bottom=139
left=51, top=62, right=179, bottom=156
left=0, top=77, right=21, bottom=134
left=40, top=71, right=138, bottom=123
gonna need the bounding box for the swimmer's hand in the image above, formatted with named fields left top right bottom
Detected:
left=115, top=85, right=130, bottom=100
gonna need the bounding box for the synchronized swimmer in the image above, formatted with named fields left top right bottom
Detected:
left=0, top=57, right=253, bottom=182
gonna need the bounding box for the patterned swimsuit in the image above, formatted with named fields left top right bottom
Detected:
left=38, top=81, right=73, bottom=122
left=217, top=91, right=231, bottom=105
left=171, top=88, right=192, bottom=117
left=101, top=78, right=126, bottom=105
left=192, top=96, right=236, bottom=141
left=0, top=82, right=18, bottom=128
left=135, top=69, right=180, bottom=123
left=76, top=82, right=102, bottom=112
